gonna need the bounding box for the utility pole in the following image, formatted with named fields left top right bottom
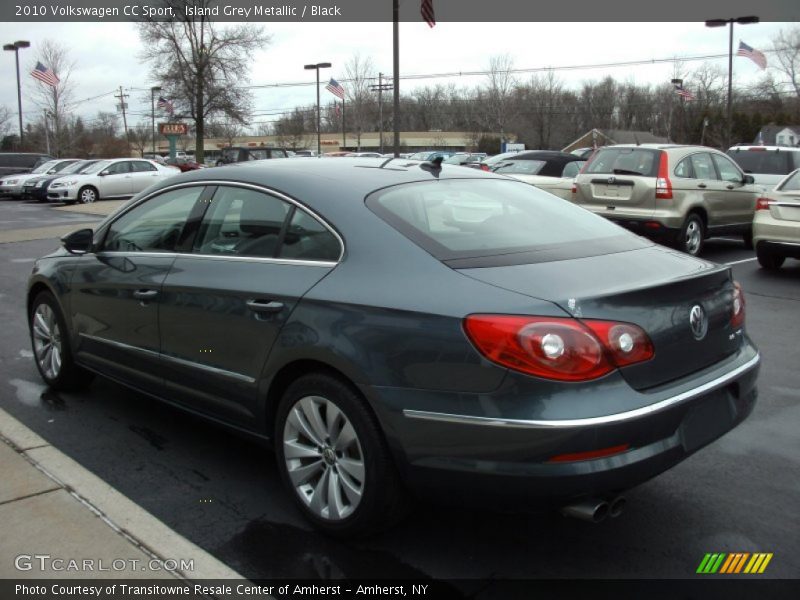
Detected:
left=114, top=86, right=130, bottom=154
left=369, top=72, right=393, bottom=154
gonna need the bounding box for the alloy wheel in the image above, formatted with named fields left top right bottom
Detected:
left=32, top=303, right=63, bottom=380
left=282, top=395, right=365, bottom=521
left=684, top=219, right=702, bottom=255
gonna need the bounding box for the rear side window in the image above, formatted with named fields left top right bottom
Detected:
left=728, top=150, right=793, bottom=175
left=279, top=209, right=340, bottom=261
left=367, top=179, right=644, bottom=266
left=778, top=170, right=800, bottom=191
left=194, top=187, right=290, bottom=258
left=584, top=148, right=659, bottom=177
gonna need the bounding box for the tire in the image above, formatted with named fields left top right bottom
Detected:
left=275, top=373, right=407, bottom=537
left=676, top=213, right=705, bottom=256
left=756, top=248, right=785, bottom=270
left=29, top=291, right=94, bottom=391
left=742, top=228, right=754, bottom=250
left=78, top=186, right=98, bottom=204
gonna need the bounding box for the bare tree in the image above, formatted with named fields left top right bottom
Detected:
left=28, top=40, right=75, bottom=156
left=128, top=122, right=151, bottom=157
left=771, top=26, right=800, bottom=98
left=484, top=54, right=517, bottom=140
left=205, top=117, right=245, bottom=147
left=0, top=106, right=11, bottom=140
left=138, top=0, right=271, bottom=162
left=344, top=53, right=377, bottom=150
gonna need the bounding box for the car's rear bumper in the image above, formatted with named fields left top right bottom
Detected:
left=756, top=240, right=800, bottom=259
left=365, top=343, right=759, bottom=506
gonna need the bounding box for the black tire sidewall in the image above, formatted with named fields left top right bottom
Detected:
left=757, top=248, right=785, bottom=270
left=274, top=373, right=397, bottom=537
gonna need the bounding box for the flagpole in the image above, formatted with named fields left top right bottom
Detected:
left=392, top=0, right=400, bottom=157
left=342, top=97, right=346, bottom=150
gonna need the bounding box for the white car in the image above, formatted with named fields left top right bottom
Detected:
left=0, top=159, right=79, bottom=199
left=753, top=168, right=800, bottom=270
left=47, top=158, right=179, bottom=204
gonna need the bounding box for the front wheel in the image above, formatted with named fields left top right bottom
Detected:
left=676, top=214, right=705, bottom=256
left=29, top=291, right=94, bottom=390
left=78, top=186, right=98, bottom=204
left=275, top=373, right=407, bottom=537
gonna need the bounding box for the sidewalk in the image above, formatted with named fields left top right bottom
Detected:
left=0, top=407, right=243, bottom=580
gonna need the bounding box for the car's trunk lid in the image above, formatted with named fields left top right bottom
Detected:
left=769, top=194, right=800, bottom=222
left=458, top=245, right=741, bottom=390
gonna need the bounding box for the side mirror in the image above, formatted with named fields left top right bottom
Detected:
left=98, top=170, right=109, bottom=176
left=743, top=174, right=755, bottom=184
left=47, top=169, right=57, bottom=174
left=61, top=228, right=94, bottom=255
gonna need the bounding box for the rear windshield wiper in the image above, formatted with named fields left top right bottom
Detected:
left=612, top=169, right=643, bottom=176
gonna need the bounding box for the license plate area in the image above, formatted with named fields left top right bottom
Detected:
left=679, top=388, right=735, bottom=453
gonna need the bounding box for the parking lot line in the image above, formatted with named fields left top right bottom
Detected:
left=725, top=258, right=758, bottom=266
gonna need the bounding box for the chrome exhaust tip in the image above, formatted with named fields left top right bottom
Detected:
left=609, top=495, right=626, bottom=518
left=561, top=499, right=610, bottom=523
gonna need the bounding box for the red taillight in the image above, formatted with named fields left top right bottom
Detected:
left=755, top=197, right=770, bottom=211
left=731, top=281, right=745, bottom=329
left=655, top=151, right=672, bottom=199
left=571, top=182, right=577, bottom=195
left=480, top=164, right=490, bottom=171
left=548, top=444, right=631, bottom=463
left=464, top=315, right=654, bottom=382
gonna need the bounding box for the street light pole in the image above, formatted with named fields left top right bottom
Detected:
left=150, top=85, right=161, bottom=155
left=705, top=16, right=759, bottom=148
left=4, top=40, right=30, bottom=147
left=304, top=62, right=331, bottom=155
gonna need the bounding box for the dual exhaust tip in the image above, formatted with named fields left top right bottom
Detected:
left=561, top=496, right=626, bottom=523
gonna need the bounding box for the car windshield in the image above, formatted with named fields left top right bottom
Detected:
left=483, top=152, right=519, bottom=166
left=61, top=160, right=96, bottom=175
left=367, top=179, right=635, bottom=262
left=585, top=148, right=659, bottom=177
left=83, top=160, right=112, bottom=174
left=728, top=150, right=794, bottom=175
left=493, top=160, right=547, bottom=175
left=31, top=160, right=60, bottom=174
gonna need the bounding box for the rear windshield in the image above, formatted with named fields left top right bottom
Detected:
left=585, top=148, right=660, bottom=177
left=727, top=149, right=795, bottom=175
left=367, top=179, right=646, bottom=266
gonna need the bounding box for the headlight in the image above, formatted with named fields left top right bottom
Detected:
left=59, top=180, right=78, bottom=186
left=5, top=179, right=18, bottom=185
left=35, top=181, right=45, bottom=188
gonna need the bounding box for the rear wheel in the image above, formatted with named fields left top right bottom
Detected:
left=275, top=373, right=407, bottom=537
left=677, top=213, right=705, bottom=256
left=757, top=248, right=785, bottom=270
left=29, top=291, right=94, bottom=391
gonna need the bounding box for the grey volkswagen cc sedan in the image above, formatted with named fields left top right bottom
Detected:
left=27, top=158, right=760, bottom=537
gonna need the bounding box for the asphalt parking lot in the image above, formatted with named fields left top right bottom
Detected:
left=0, top=197, right=798, bottom=583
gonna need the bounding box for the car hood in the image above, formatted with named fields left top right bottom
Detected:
left=50, top=173, right=92, bottom=185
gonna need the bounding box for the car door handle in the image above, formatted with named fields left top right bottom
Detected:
left=726, top=184, right=735, bottom=190
left=133, top=289, right=159, bottom=300
left=246, top=299, right=284, bottom=313
left=697, top=183, right=707, bottom=188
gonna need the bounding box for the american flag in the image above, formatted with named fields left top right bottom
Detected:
left=737, top=41, right=767, bottom=70
left=325, top=78, right=345, bottom=100
left=157, top=96, right=174, bottom=114
left=674, top=83, right=695, bottom=101
left=31, top=62, right=59, bottom=87
left=421, top=0, right=436, bottom=28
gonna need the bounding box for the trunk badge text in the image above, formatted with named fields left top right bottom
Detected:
left=690, top=305, right=708, bottom=341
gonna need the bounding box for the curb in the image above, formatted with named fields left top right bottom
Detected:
left=0, top=406, right=244, bottom=581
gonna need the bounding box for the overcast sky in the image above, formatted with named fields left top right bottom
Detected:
left=0, top=20, right=793, bottom=133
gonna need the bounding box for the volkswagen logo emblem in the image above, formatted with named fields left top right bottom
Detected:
left=607, top=176, right=616, bottom=184
left=689, top=304, right=708, bottom=340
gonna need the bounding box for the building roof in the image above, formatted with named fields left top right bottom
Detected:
left=754, top=125, right=800, bottom=146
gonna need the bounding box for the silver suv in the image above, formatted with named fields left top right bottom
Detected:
left=572, top=144, right=758, bottom=255
left=727, top=145, right=800, bottom=190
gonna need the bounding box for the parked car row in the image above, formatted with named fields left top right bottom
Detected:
left=0, top=157, right=181, bottom=204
